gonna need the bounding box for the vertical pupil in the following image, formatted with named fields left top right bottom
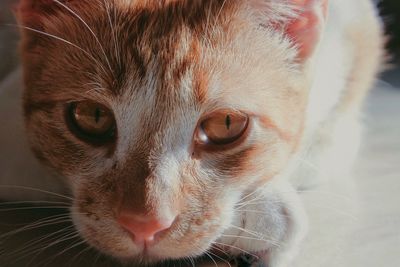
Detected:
left=225, top=115, right=231, bottom=130
left=95, top=107, right=101, bottom=123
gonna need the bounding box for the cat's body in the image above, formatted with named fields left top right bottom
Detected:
left=0, top=0, right=383, bottom=266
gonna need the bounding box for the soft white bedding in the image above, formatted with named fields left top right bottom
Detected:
left=347, top=82, right=400, bottom=267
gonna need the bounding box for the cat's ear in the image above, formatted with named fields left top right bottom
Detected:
left=249, top=0, right=329, bottom=61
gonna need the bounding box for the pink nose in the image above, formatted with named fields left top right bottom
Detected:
left=117, top=212, right=175, bottom=244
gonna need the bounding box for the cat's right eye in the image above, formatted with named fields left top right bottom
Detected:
left=67, top=101, right=116, bottom=143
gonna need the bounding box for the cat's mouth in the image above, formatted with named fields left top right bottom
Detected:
left=133, top=244, right=163, bottom=261
left=73, top=215, right=219, bottom=263
left=122, top=231, right=167, bottom=259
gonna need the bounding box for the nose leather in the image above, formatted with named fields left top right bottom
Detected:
left=117, top=212, right=175, bottom=244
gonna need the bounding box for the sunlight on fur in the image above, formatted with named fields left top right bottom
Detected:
left=0, top=0, right=385, bottom=266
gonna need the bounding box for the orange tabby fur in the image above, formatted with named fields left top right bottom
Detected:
left=12, top=0, right=384, bottom=266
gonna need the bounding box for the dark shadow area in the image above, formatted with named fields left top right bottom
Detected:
left=0, top=0, right=19, bottom=80
left=0, top=202, right=242, bottom=267
left=379, top=0, right=400, bottom=88
left=0, top=202, right=117, bottom=267
left=379, top=0, right=400, bottom=63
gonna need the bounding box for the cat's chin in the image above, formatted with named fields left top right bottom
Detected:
left=117, top=251, right=173, bottom=265
left=72, top=216, right=215, bottom=264
left=91, top=239, right=210, bottom=265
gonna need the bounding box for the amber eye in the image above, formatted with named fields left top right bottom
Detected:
left=68, top=101, right=116, bottom=142
left=197, top=111, right=249, bottom=146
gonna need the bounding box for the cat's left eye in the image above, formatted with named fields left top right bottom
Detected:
left=67, top=101, right=116, bottom=143
left=196, top=110, right=249, bottom=147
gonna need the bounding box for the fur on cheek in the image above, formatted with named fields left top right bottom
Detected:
left=71, top=212, right=140, bottom=259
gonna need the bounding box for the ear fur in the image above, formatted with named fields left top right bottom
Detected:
left=249, top=0, right=329, bottom=61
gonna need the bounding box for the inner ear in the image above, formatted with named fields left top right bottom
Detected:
left=285, top=0, right=329, bottom=60
left=248, top=0, right=329, bottom=61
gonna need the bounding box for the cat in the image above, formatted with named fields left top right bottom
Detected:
left=1, top=0, right=384, bottom=266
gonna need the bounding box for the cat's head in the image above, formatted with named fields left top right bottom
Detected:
left=16, top=0, right=327, bottom=263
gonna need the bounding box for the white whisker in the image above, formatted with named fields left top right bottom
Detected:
left=4, top=24, right=100, bottom=64
left=69, top=242, right=93, bottom=265
left=0, top=185, right=73, bottom=201
left=0, top=206, right=70, bottom=212
left=102, top=0, right=120, bottom=66
left=220, top=234, right=281, bottom=248
left=0, top=215, right=72, bottom=240
left=1, top=227, right=78, bottom=265
left=0, top=200, right=70, bottom=206
left=227, top=224, right=265, bottom=239
left=204, top=251, right=219, bottom=267
left=234, top=209, right=291, bottom=219
left=235, top=198, right=268, bottom=209
left=210, top=244, right=230, bottom=257
left=208, top=250, right=232, bottom=267
left=4, top=225, right=75, bottom=259
left=238, top=188, right=264, bottom=204
left=213, top=0, right=228, bottom=32
left=204, top=1, right=213, bottom=37
left=27, top=232, right=81, bottom=266
left=53, top=0, right=114, bottom=75
left=213, top=242, right=259, bottom=260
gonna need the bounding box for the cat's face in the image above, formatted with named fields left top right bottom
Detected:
left=17, top=0, right=316, bottom=263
